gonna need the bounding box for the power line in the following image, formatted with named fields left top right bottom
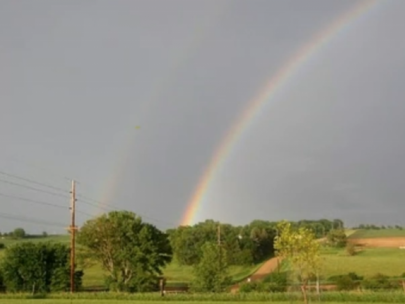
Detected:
left=0, top=167, right=177, bottom=228
left=0, top=178, right=70, bottom=199
left=0, top=192, right=93, bottom=218
left=0, top=212, right=66, bottom=229
left=0, top=170, right=68, bottom=194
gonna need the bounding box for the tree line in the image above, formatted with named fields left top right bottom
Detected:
left=0, top=211, right=344, bottom=294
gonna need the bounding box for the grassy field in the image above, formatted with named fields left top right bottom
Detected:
left=82, top=260, right=264, bottom=287
left=0, top=299, right=389, bottom=304
left=2, top=291, right=405, bottom=303
left=349, top=229, right=405, bottom=239
left=319, top=247, right=405, bottom=278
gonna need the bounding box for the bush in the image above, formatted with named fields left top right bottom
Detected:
left=0, top=243, right=5, bottom=249
left=262, top=271, right=288, bottom=292
left=327, top=229, right=347, bottom=247
left=1, top=242, right=83, bottom=293
left=346, top=243, right=356, bottom=256
left=335, top=273, right=363, bottom=291
left=0, top=270, right=4, bottom=292
left=362, top=273, right=399, bottom=290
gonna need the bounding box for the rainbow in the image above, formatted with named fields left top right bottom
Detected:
left=181, top=0, right=382, bottom=226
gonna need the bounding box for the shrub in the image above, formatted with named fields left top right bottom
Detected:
left=327, top=229, right=347, bottom=247
left=346, top=243, right=356, bottom=256
left=0, top=270, right=4, bottom=292
left=335, top=273, right=362, bottom=291
left=0, top=243, right=5, bottom=249
left=262, top=271, right=288, bottom=292
left=362, top=273, right=399, bottom=290
left=1, top=242, right=83, bottom=293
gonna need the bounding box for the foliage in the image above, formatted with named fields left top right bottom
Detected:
left=327, top=229, right=347, bottom=248
left=329, top=272, right=363, bottom=290
left=345, top=243, right=356, bottom=256
left=274, top=221, right=321, bottom=304
left=240, top=271, right=288, bottom=293
left=191, top=242, right=232, bottom=292
left=0, top=243, right=5, bottom=250
left=77, top=211, right=172, bottom=292
left=361, top=273, right=400, bottom=290
left=12, top=228, right=26, bottom=239
left=0, top=242, right=82, bottom=293
left=0, top=269, right=4, bottom=291
left=169, top=219, right=339, bottom=267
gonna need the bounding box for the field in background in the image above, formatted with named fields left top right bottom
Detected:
left=3, top=229, right=405, bottom=289
left=320, top=247, right=405, bottom=278
left=0, top=235, right=262, bottom=289
left=349, top=229, right=405, bottom=239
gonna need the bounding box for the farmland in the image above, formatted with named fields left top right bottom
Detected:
left=349, top=229, right=405, bottom=239
left=320, top=247, right=405, bottom=278
left=3, top=228, right=405, bottom=288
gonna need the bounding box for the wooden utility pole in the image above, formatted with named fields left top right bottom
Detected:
left=69, top=180, right=77, bottom=293
left=217, top=224, right=221, bottom=270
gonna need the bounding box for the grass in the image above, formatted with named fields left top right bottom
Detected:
left=3, top=291, right=405, bottom=303
left=319, top=247, right=405, bottom=278
left=349, top=229, right=405, bottom=239
left=0, top=299, right=398, bottom=304
left=162, top=261, right=264, bottom=285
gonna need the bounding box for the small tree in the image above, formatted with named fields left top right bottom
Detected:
left=12, top=228, right=26, bottom=239
left=326, top=229, right=347, bottom=248
left=274, top=221, right=321, bottom=304
left=192, top=242, right=232, bottom=292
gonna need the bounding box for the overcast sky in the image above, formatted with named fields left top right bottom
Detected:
left=1, top=0, right=405, bottom=234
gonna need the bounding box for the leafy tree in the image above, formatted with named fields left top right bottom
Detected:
left=326, top=229, right=347, bottom=248
left=0, top=242, right=82, bottom=293
left=192, top=242, right=231, bottom=292
left=274, top=221, right=321, bottom=304
left=12, top=228, right=26, bottom=239
left=77, top=211, right=172, bottom=292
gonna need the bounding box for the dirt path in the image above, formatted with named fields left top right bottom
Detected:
left=230, top=257, right=281, bottom=293
left=348, top=237, right=405, bottom=248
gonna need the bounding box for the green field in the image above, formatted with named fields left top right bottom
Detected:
left=349, top=229, right=405, bottom=239
left=319, top=247, right=405, bottom=278
left=0, top=299, right=389, bottom=304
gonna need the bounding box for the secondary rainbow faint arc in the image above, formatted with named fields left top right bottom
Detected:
left=181, top=0, right=381, bottom=226
left=95, top=1, right=232, bottom=214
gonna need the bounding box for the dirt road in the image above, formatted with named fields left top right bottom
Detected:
left=230, top=257, right=281, bottom=292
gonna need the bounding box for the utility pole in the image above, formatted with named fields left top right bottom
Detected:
left=69, top=180, right=77, bottom=293
left=217, top=224, right=221, bottom=270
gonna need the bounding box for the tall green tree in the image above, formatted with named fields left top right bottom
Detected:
left=274, top=221, right=321, bottom=304
left=192, top=242, right=231, bottom=292
left=77, top=211, right=172, bottom=292
left=12, top=228, right=26, bottom=239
